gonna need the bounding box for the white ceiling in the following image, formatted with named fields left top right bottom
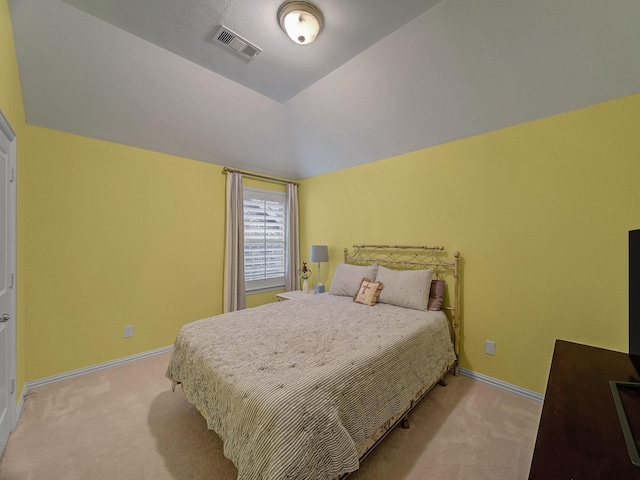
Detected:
left=8, top=0, right=640, bottom=179
left=57, top=0, right=442, bottom=103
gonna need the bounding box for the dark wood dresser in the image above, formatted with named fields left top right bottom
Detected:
left=529, top=340, right=640, bottom=479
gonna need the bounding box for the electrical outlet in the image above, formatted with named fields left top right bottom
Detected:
left=485, top=340, right=496, bottom=355
left=124, top=325, right=134, bottom=338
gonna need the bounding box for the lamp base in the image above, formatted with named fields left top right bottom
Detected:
left=314, top=284, right=325, bottom=294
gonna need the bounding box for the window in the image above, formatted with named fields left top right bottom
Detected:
left=243, top=188, right=287, bottom=292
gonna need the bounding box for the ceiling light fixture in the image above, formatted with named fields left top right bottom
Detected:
left=277, top=1, right=324, bottom=46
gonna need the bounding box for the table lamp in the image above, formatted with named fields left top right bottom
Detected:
left=310, top=245, right=328, bottom=294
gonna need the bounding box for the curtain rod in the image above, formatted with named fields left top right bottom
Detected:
left=222, top=167, right=299, bottom=186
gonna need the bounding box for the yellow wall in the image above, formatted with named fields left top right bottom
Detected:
left=24, top=127, right=225, bottom=379
left=23, top=127, right=281, bottom=380
left=246, top=289, right=283, bottom=309
left=299, top=93, right=640, bottom=394
left=1, top=0, right=27, bottom=400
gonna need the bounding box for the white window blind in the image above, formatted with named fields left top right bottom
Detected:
left=243, top=188, right=287, bottom=292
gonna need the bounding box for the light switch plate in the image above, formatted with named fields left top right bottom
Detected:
left=485, top=340, right=496, bottom=355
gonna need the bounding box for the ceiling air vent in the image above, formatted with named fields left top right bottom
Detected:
left=213, top=25, right=262, bottom=61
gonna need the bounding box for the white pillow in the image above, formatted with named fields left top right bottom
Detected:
left=329, top=263, right=379, bottom=297
left=375, top=265, right=433, bottom=311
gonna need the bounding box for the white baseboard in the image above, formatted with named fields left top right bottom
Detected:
left=17, top=349, right=542, bottom=432
left=24, top=345, right=173, bottom=391
left=459, top=367, right=544, bottom=403
left=15, top=385, right=26, bottom=426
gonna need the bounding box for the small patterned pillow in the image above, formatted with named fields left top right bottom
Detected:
left=353, top=278, right=383, bottom=306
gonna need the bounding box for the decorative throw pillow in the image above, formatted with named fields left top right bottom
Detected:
left=375, top=265, right=433, bottom=311
left=329, top=263, right=379, bottom=297
left=353, top=278, right=383, bottom=306
left=428, top=279, right=446, bottom=311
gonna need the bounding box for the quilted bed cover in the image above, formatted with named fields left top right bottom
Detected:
left=166, top=293, right=456, bottom=480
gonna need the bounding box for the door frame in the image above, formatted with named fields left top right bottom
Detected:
left=0, top=110, right=17, bottom=452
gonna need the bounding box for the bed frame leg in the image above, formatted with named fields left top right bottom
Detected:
left=438, top=378, right=448, bottom=387
left=402, top=417, right=410, bottom=429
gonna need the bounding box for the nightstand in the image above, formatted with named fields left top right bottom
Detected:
left=276, top=290, right=311, bottom=301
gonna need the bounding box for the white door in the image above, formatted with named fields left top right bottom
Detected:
left=0, top=112, right=16, bottom=456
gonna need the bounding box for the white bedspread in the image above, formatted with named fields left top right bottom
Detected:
left=166, top=293, right=456, bottom=480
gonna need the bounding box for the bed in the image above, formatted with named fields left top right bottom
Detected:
left=166, top=244, right=461, bottom=480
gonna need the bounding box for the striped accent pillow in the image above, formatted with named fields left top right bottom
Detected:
left=428, top=279, right=446, bottom=310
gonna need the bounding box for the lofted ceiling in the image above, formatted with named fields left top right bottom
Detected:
left=8, top=0, right=640, bottom=179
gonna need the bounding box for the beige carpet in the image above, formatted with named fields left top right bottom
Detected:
left=0, top=353, right=541, bottom=479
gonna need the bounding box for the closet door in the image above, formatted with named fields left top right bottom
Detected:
left=0, top=114, right=16, bottom=456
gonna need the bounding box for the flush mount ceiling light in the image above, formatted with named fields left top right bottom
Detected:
left=277, top=1, right=324, bottom=45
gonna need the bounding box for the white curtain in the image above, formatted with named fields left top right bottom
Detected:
left=285, top=183, right=300, bottom=291
left=223, top=172, right=246, bottom=312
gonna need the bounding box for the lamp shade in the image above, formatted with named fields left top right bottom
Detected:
left=310, top=245, right=328, bottom=263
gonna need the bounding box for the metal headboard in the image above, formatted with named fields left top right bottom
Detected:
left=343, top=244, right=461, bottom=361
